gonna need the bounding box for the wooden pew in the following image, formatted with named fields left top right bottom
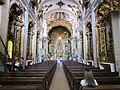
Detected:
left=0, top=77, right=46, bottom=90
left=72, top=76, right=120, bottom=90
left=0, top=72, right=48, bottom=77
left=71, top=72, right=119, bottom=77
left=62, top=61, right=120, bottom=90
left=23, top=69, right=54, bottom=86
left=82, top=85, right=120, bottom=90
left=0, top=60, right=57, bottom=90
left=69, top=69, right=105, bottom=72
left=0, top=86, right=37, bottom=90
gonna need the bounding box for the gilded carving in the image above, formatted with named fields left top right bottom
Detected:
left=97, top=14, right=107, bottom=62
left=7, top=3, right=23, bottom=60
left=99, top=0, right=120, bottom=16
left=97, top=0, right=116, bottom=62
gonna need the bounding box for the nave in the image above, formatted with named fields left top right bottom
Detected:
left=0, top=0, right=120, bottom=90
left=49, top=62, right=70, bottom=90
left=1, top=60, right=120, bottom=90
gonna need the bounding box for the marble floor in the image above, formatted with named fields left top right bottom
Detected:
left=49, top=62, right=70, bottom=90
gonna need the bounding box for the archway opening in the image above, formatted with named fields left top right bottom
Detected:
left=48, top=26, right=71, bottom=60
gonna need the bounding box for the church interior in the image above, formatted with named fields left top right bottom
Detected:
left=0, top=0, right=120, bottom=90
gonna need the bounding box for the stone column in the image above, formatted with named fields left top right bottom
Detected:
left=77, top=30, right=82, bottom=62
left=82, top=7, right=87, bottom=64
left=71, top=37, right=74, bottom=55
left=39, top=38, right=43, bottom=62
left=92, top=10, right=98, bottom=67
left=23, top=9, right=28, bottom=68
left=39, top=14, right=43, bottom=61
left=30, top=33, right=33, bottom=59
left=38, top=30, right=43, bottom=62
left=45, top=37, right=48, bottom=60
left=43, top=37, right=48, bottom=61
left=33, top=23, right=37, bottom=64
left=83, top=24, right=87, bottom=64
left=36, top=32, right=40, bottom=63
left=37, top=29, right=42, bottom=63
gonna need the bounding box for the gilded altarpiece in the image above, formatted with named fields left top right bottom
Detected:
left=48, top=26, right=71, bottom=58
left=96, top=0, right=120, bottom=62
left=7, top=4, right=23, bottom=61
left=97, top=14, right=107, bottom=62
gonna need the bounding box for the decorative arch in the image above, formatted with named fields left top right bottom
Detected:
left=47, top=19, right=72, bottom=33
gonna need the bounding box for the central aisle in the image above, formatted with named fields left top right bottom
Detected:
left=49, top=62, right=70, bottom=90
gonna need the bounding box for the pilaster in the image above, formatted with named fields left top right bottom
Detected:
left=83, top=24, right=87, bottom=64
left=92, top=10, right=98, bottom=67
left=23, top=9, right=28, bottom=67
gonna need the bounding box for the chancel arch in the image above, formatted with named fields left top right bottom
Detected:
left=48, top=26, right=71, bottom=60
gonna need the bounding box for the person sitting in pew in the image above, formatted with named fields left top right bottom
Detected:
left=18, top=57, right=24, bottom=72
left=80, top=68, right=98, bottom=87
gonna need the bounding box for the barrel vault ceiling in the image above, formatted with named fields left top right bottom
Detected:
left=37, top=0, right=83, bottom=31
